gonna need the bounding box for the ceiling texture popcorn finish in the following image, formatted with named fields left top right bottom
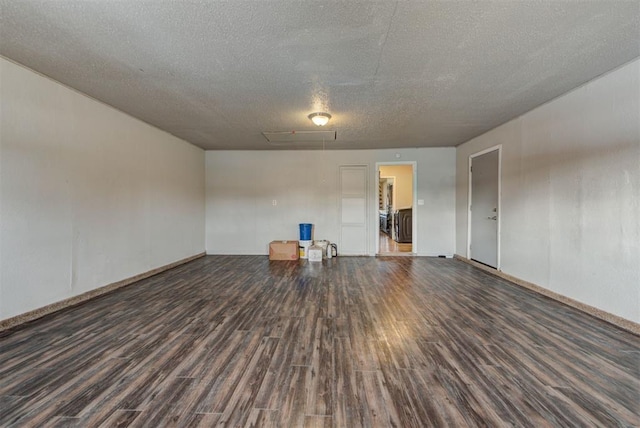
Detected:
left=1, top=1, right=638, bottom=150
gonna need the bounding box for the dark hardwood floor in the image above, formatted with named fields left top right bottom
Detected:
left=1, top=256, right=638, bottom=427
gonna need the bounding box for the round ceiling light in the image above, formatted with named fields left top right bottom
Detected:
left=308, top=112, right=331, bottom=126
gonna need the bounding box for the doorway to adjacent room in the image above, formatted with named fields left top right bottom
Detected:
left=376, top=162, right=416, bottom=255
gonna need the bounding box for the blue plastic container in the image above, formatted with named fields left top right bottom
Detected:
left=299, top=223, right=313, bottom=241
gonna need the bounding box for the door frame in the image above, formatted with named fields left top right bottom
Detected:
left=467, top=145, right=502, bottom=269
left=375, top=161, right=417, bottom=255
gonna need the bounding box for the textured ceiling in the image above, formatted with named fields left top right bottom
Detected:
left=1, top=1, right=638, bottom=150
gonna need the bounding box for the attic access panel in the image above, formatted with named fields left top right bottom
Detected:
left=262, top=130, right=337, bottom=146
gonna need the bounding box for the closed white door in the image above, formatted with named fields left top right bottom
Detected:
left=340, top=165, right=368, bottom=255
left=470, top=149, right=499, bottom=268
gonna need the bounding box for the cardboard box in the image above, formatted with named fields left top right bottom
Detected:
left=269, top=240, right=299, bottom=261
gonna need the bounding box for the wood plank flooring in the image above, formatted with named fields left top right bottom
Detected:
left=0, top=256, right=638, bottom=427
left=378, top=232, right=412, bottom=254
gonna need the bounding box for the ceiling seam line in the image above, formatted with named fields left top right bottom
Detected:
left=373, top=1, right=399, bottom=79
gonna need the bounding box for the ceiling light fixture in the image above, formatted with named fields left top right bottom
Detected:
left=308, top=112, right=331, bottom=126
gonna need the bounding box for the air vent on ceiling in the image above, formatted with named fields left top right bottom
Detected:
left=262, top=130, right=337, bottom=146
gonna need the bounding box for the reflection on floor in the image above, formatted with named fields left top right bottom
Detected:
left=1, top=256, right=638, bottom=426
left=379, top=232, right=412, bottom=254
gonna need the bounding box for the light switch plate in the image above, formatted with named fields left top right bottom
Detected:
left=417, top=199, right=424, bottom=205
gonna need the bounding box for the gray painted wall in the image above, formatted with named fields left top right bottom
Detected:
left=205, top=148, right=456, bottom=257
left=456, top=59, right=640, bottom=323
left=0, top=58, right=206, bottom=321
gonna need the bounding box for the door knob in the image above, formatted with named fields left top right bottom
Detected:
left=487, top=216, right=497, bottom=220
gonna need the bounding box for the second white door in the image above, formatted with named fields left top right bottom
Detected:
left=340, top=165, right=368, bottom=255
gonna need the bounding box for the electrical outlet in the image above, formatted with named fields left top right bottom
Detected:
left=272, top=200, right=277, bottom=206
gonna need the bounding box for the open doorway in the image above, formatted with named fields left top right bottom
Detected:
left=376, top=162, right=416, bottom=255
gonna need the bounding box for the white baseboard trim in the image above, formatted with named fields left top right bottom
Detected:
left=0, top=252, right=206, bottom=333
left=454, top=254, right=639, bottom=336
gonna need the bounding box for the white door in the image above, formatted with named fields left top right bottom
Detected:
left=340, top=165, right=368, bottom=255
left=470, top=149, right=499, bottom=268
